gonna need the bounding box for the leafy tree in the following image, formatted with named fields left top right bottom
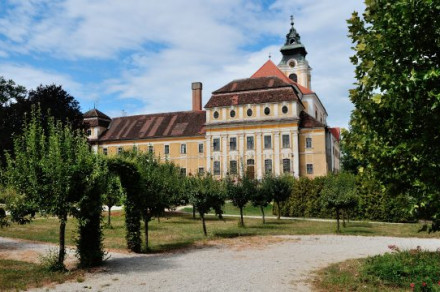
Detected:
left=261, top=174, right=293, bottom=220
left=347, top=1, right=440, bottom=226
left=226, top=175, right=255, bottom=227
left=103, top=174, right=124, bottom=227
left=0, top=76, right=26, bottom=105
left=0, top=83, right=83, bottom=164
left=188, top=174, right=225, bottom=236
left=321, top=173, right=358, bottom=233
left=4, top=107, right=105, bottom=269
left=250, top=181, right=271, bottom=224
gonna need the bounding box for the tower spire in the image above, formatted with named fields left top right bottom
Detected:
left=290, top=15, right=294, bottom=27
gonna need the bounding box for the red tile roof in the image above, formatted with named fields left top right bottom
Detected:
left=329, top=127, right=341, bottom=141
left=212, top=76, right=291, bottom=94
left=98, top=111, right=206, bottom=142
left=83, top=108, right=111, bottom=120
left=251, top=60, right=314, bottom=95
left=299, top=111, right=325, bottom=128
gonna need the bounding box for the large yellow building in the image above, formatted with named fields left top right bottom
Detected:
left=84, top=19, right=340, bottom=179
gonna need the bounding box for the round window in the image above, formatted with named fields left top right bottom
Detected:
left=247, top=108, right=253, bottom=117
left=230, top=110, right=236, bottom=118
left=213, top=111, right=219, bottom=119
left=264, top=107, right=270, bottom=115
left=282, top=106, right=288, bottom=114
left=289, top=60, right=296, bottom=68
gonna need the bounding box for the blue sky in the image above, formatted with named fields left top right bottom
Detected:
left=0, top=0, right=365, bottom=128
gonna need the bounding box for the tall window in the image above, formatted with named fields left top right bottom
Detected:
left=213, top=138, right=220, bottom=151
left=118, top=147, right=123, bottom=154
left=103, top=148, right=108, bottom=156
left=282, top=134, right=290, bottom=148
left=164, top=145, right=170, bottom=155
left=198, top=167, right=205, bottom=175
left=264, top=135, right=272, bottom=149
left=198, top=143, right=204, bottom=153
left=283, top=159, right=291, bottom=173
left=214, top=161, right=221, bottom=175
left=86, top=129, right=92, bottom=136
left=181, top=144, right=187, bottom=154
left=307, top=164, right=314, bottom=174
left=306, top=137, right=312, bottom=148
left=180, top=168, right=186, bottom=177
left=247, top=159, right=255, bottom=166
left=264, top=159, right=272, bottom=174
left=229, top=137, right=237, bottom=151
left=247, top=136, right=254, bottom=150
left=148, top=145, right=154, bottom=153
left=230, top=160, right=237, bottom=175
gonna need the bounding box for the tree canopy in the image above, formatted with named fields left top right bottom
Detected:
left=346, top=1, right=440, bottom=222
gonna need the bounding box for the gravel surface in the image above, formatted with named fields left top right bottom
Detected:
left=1, top=235, right=439, bottom=292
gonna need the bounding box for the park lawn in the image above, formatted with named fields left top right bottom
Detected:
left=182, top=202, right=274, bottom=217
left=0, top=259, right=82, bottom=291
left=0, top=212, right=439, bottom=253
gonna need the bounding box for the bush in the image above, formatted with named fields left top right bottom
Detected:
left=361, top=248, right=440, bottom=291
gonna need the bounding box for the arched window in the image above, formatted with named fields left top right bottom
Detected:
left=289, top=73, right=298, bottom=83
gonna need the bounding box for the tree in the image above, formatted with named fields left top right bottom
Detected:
left=4, top=107, right=105, bottom=269
left=103, top=174, right=124, bottom=227
left=226, top=175, right=255, bottom=227
left=188, top=174, right=225, bottom=236
left=0, top=76, right=26, bottom=105
left=261, top=174, right=293, bottom=220
left=321, top=173, right=358, bottom=233
left=347, top=1, right=440, bottom=226
left=0, top=83, right=83, bottom=164
left=250, top=180, right=271, bottom=224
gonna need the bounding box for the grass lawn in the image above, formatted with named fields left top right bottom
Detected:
left=0, top=259, right=82, bottom=291
left=182, top=202, right=274, bottom=217
left=1, top=211, right=439, bottom=253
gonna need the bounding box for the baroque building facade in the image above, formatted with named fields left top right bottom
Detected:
left=84, top=20, right=340, bottom=179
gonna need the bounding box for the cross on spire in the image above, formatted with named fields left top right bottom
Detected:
left=290, top=15, right=294, bottom=27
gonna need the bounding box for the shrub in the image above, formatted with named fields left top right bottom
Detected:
left=361, top=248, right=440, bottom=291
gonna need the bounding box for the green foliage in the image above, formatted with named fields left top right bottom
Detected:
left=261, top=174, right=293, bottom=219
left=107, top=156, right=143, bottom=253
left=103, top=174, right=124, bottom=226
left=346, top=1, right=440, bottom=225
left=4, top=107, right=106, bottom=269
left=321, top=173, right=358, bottom=232
left=361, top=249, right=440, bottom=291
left=225, top=175, right=255, bottom=227
left=249, top=179, right=271, bottom=224
left=0, top=76, right=26, bottom=105
left=187, top=174, right=225, bottom=236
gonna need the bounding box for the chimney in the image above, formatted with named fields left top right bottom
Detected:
left=191, top=82, right=202, bottom=111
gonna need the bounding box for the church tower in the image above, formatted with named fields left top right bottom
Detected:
left=278, top=16, right=312, bottom=89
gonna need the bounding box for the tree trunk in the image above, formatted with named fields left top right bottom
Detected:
left=260, top=206, right=265, bottom=224
left=201, top=213, right=207, bottom=236
left=239, top=207, right=244, bottom=227
left=276, top=201, right=281, bottom=220
left=144, top=218, right=149, bottom=251
left=336, top=209, right=341, bottom=233
left=107, top=206, right=112, bottom=226
left=58, top=214, right=67, bottom=268
left=192, top=204, right=196, bottom=219
left=342, top=210, right=346, bottom=228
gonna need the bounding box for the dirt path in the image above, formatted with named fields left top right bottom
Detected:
left=2, top=235, right=439, bottom=292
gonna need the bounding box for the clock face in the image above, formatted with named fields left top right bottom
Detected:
left=289, top=60, right=296, bottom=68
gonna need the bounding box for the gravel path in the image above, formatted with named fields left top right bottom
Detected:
left=2, top=235, right=439, bottom=292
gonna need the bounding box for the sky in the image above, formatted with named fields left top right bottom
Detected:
left=0, top=0, right=365, bottom=128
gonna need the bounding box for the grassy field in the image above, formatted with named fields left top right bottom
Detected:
left=1, top=211, right=439, bottom=253
left=182, top=202, right=274, bottom=217
left=0, top=259, right=82, bottom=291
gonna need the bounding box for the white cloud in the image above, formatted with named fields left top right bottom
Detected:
left=0, top=0, right=366, bottom=127
left=0, top=63, right=97, bottom=105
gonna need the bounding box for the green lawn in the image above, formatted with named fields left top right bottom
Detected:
left=0, top=259, right=82, bottom=291
left=182, top=202, right=274, bottom=217
left=1, top=211, right=439, bottom=253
